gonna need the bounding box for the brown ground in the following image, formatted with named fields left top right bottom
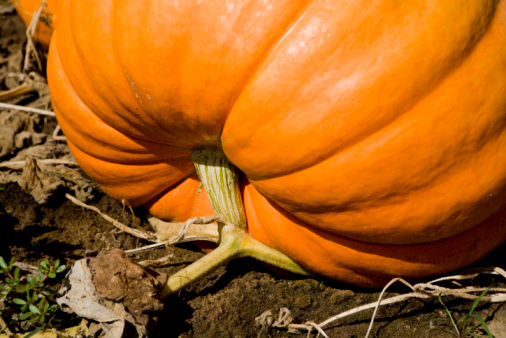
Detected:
left=1, top=4, right=505, bottom=337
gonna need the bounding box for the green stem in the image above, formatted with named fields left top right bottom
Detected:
left=160, top=148, right=312, bottom=299
left=191, top=149, right=246, bottom=229
left=161, top=224, right=311, bottom=299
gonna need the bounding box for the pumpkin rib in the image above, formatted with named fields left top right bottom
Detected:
left=144, top=173, right=215, bottom=222
left=245, top=183, right=506, bottom=287
left=49, top=45, right=194, bottom=167
left=227, top=2, right=506, bottom=244
left=68, top=140, right=197, bottom=207
left=108, top=0, right=312, bottom=148
left=48, top=0, right=506, bottom=287
left=222, top=0, right=499, bottom=181
left=54, top=2, right=197, bottom=150
left=249, top=128, right=506, bottom=244
left=221, top=0, right=317, bottom=113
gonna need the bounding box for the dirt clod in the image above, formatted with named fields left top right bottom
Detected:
left=330, top=289, right=355, bottom=304
left=294, top=294, right=312, bottom=309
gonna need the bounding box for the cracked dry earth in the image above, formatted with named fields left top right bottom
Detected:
left=1, top=3, right=506, bottom=337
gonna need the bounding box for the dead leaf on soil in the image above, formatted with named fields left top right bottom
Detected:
left=57, top=249, right=166, bottom=338
left=15, top=156, right=97, bottom=204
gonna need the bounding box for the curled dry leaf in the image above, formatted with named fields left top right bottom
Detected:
left=15, top=156, right=97, bottom=204
left=57, top=249, right=166, bottom=338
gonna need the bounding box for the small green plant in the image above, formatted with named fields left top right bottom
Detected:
left=425, top=288, right=493, bottom=338
left=0, top=256, right=66, bottom=333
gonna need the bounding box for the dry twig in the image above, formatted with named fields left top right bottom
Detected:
left=0, top=159, right=77, bottom=169
left=65, top=194, right=222, bottom=252
left=23, top=0, right=47, bottom=72
left=137, top=254, right=175, bottom=268
left=65, top=193, right=156, bottom=242
left=0, top=83, right=35, bottom=101
left=0, top=102, right=55, bottom=116
left=259, top=267, right=506, bottom=337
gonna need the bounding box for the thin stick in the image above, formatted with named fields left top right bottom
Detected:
left=65, top=194, right=221, bottom=252
left=264, top=269, right=506, bottom=336
left=305, top=322, right=328, bottom=338
left=148, top=216, right=221, bottom=244
left=137, top=254, right=174, bottom=268
left=65, top=193, right=156, bottom=242
left=124, top=242, right=168, bottom=254
left=23, top=0, right=46, bottom=72
left=0, top=83, right=35, bottom=101
left=52, top=125, right=67, bottom=141
left=0, top=102, right=55, bottom=116
left=365, top=278, right=416, bottom=338
left=320, top=291, right=430, bottom=330
left=0, top=159, right=77, bottom=169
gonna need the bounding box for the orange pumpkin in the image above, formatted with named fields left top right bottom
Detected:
left=12, top=0, right=57, bottom=49
left=47, top=0, right=506, bottom=287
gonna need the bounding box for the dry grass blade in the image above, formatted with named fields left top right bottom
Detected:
left=65, top=193, right=156, bottom=242
left=0, top=102, right=55, bottom=116
left=364, top=277, right=417, bottom=338
left=260, top=268, right=506, bottom=337
left=51, top=124, right=67, bottom=141
left=23, top=0, right=46, bottom=72
left=137, top=253, right=174, bottom=268
left=65, top=194, right=223, bottom=255
left=0, top=83, right=35, bottom=101
left=0, top=159, right=77, bottom=169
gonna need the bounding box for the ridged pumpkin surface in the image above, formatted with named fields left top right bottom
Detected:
left=48, top=0, right=506, bottom=287
left=12, top=0, right=57, bottom=48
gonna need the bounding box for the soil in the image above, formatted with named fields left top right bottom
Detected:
left=1, top=4, right=506, bottom=337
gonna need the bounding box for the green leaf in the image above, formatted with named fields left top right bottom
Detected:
left=13, top=298, right=26, bottom=305
left=29, top=305, right=40, bottom=315
left=20, top=311, right=33, bottom=320
left=437, top=293, right=459, bottom=335
left=470, top=314, right=493, bottom=337
left=13, top=267, right=19, bottom=282
left=469, top=289, right=489, bottom=316
left=0, top=257, right=7, bottom=270
left=39, top=260, right=48, bottom=269
left=461, top=288, right=491, bottom=331
left=456, top=314, right=469, bottom=325
left=24, top=326, right=46, bottom=338
left=27, top=316, right=39, bottom=323
left=48, top=272, right=56, bottom=279
left=56, top=265, right=66, bottom=273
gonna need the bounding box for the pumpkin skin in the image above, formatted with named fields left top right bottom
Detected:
left=47, top=0, right=506, bottom=287
left=12, top=0, right=58, bottom=49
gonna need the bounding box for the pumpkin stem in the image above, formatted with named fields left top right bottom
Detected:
left=160, top=222, right=312, bottom=299
left=191, top=148, right=246, bottom=229
left=160, top=148, right=312, bottom=299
